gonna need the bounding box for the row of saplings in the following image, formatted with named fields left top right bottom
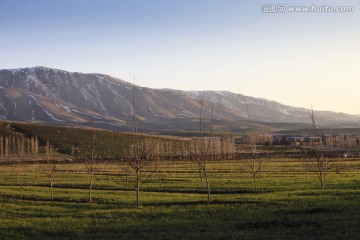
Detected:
left=3, top=132, right=342, bottom=207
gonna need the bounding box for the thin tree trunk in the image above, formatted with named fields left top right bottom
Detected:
left=252, top=158, right=257, bottom=191
left=18, top=165, right=23, bottom=199
left=253, top=172, right=257, bottom=192
left=198, top=167, right=205, bottom=190
left=203, top=168, right=211, bottom=204
left=89, top=170, right=94, bottom=205
left=320, top=170, right=324, bottom=190
left=126, top=172, right=129, bottom=190
left=20, top=182, right=23, bottom=199
left=89, top=124, right=96, bottom=205
left=50, top=177, right=54, bottom=201
left=136, top=168, right=140, bottom=206
left=159, top=170, right=162, bottom=190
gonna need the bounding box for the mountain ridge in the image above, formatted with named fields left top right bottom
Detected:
left=0, top=66, right=359, bottom=133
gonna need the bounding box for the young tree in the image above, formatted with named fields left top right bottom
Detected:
left=242, top=104, right=267, bottom=192
left=189, top=93, right=214, bottom=204
left=154, top=140, right=163, bottom=190
left=43, top=139, right=56, bottom=201
left=123, top=135, right=158, bottom=206
left=301, top=147, right=311, bottom=181
left=122, top=78, right=158, bottom=206
left=86, top=124, right=96, bottom=205
left=111, top=129, right=132, bottom=190
left=16, top=136, right=24, bottom=199
left=309, top=108, right=327, bottom=190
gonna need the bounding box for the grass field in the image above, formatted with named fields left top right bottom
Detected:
left=0, top=158, right=360, bottom=239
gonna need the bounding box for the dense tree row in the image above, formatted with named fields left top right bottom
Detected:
left=0, top=135, right=39, bottom=161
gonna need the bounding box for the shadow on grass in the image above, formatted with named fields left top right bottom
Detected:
left=0, top=193, right=88, bottom=203
left=140, top=188, right=267, bottom=194
left=276, top=207, right=343, bottom=215
left=143, top=199, right=262, bottom=207
left=0, top=193, right=274, bottom=208
left=235, top=220, right=323, bottom=231
left=0, top=183, right=270, bottom=194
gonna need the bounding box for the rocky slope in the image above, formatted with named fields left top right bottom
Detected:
left=0, top=67, right=358, bottom=133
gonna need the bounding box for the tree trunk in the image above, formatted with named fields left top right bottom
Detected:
left=136, top=168, right=140, bottom=206
left=89, top=170, right=94, bottom=205
left=253, top=166, right=257, bottom=192
left=253, top=171, right=257, bottom=192
left=50, top=177, right=54, bottom=201
left=198, top=167, right=205, bottom=190
left=252, top=157, right=257, bottom=192
left=20, top=182, right=23, bottom=199
left=203, top=169, right=211, bottom=204
left=320, top=170, right=324, bottom=190
left=126, top=172, right=129, bottom=190
left=159, top=171, right=162, bottom=190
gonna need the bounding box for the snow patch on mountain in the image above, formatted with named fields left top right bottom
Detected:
left=28, top=95, right=64, bottom=122
left=149, top=106, right=155, bottom=115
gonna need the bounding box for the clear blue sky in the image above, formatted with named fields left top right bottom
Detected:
left=0, top=0, right=359, bottom=114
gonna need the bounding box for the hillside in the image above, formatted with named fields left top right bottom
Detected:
left=0, top=121, right=185, bottom=160
left=0, top=67, right=359, bottom=133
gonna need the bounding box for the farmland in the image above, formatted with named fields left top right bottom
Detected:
left=0, top=121, right=359, bottom=239
left=1, top=158, right=360, bottom=239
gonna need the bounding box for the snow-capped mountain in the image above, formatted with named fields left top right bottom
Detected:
left=0, top=67, right=359, bottom=132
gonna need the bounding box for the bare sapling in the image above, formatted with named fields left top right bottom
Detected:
left=86, top=123, right=96, bottom=205
left=328, top=134, right=340, bottom=174
left=309, top=108, right=327, bottom=190
left=302, top=147, right=310, bottom=181
left=189, top=93, right=214, bottom=204
left=243, top=104, right=267, bottom=192
left=112, top=129, right=132, bottom=190
left=123, top=134, right=159, bottom=206
left=10, top=136, right=27, bottom=199
left=154, top=140, right=163, bottom=190
left=122, top=77, right=159, bottom=206
left=43, top=139, right=56, bottom=201
left=16, top=136, right=24, bottom=199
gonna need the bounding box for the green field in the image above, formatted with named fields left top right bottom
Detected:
left=0, top=158, right=359, bottom=239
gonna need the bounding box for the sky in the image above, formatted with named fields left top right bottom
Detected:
left=0, top=0, right=359, bottom=114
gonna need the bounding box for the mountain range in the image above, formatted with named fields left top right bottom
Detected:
left=0, top=67, right=359, bottom=134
